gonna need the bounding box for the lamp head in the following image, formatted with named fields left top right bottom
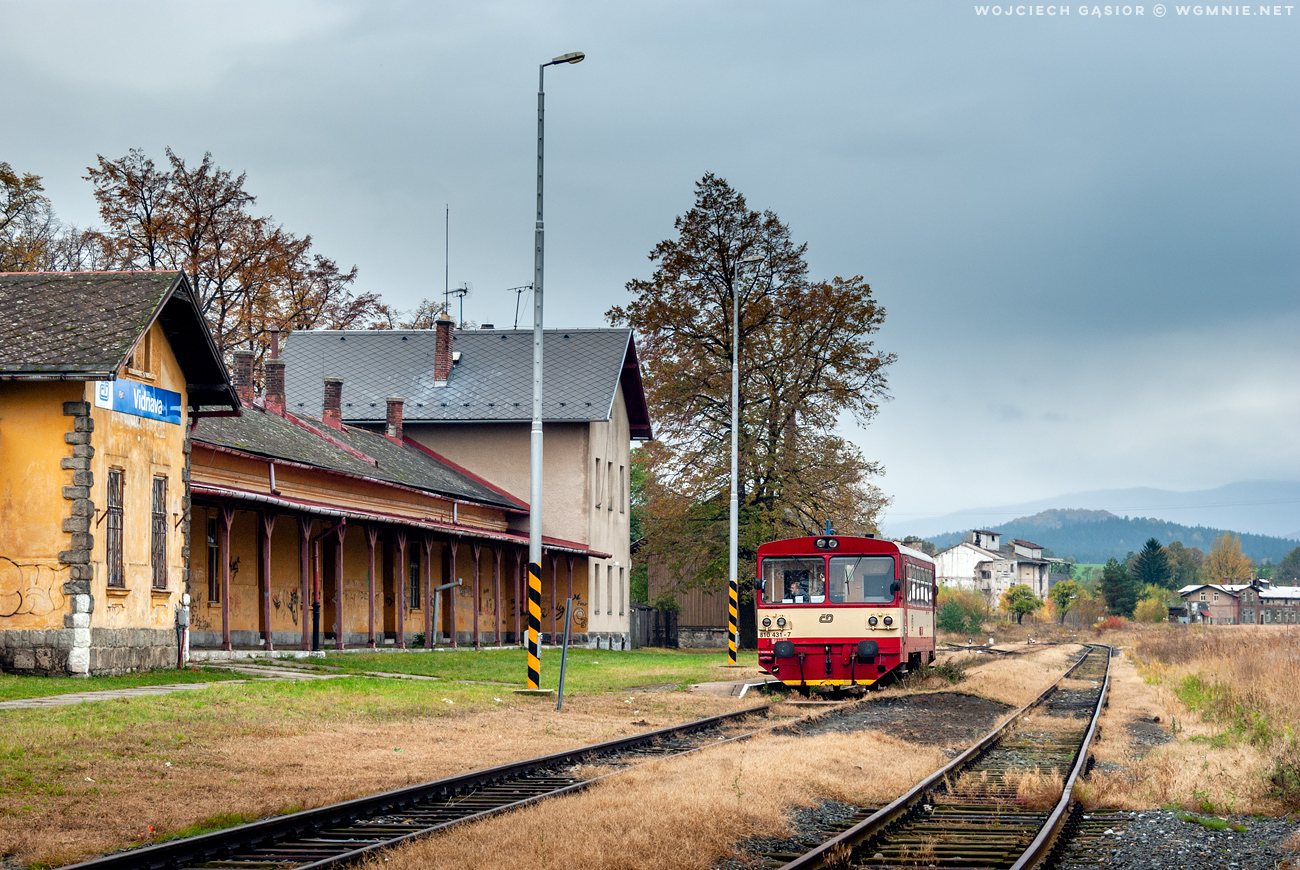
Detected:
left=552, top=51, right=585, bottom=65
left=740, top=253, right=765, bottom=264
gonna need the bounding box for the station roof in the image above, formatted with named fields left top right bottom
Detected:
left=0, top=270, right=238, bottom=413
left=281, top=327, right=652, bottom=439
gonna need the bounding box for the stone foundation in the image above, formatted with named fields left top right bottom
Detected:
left=88, top=628, right=177, bottom=675
left=0, top=627, right=175, bottom=675
left=678, top=626, right=728, bottom=648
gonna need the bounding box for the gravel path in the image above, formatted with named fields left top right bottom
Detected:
left=1056, top=809, right=1299, bottom=870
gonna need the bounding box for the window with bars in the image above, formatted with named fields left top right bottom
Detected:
left=151, top=477, right=168, bottom=589
left=409, top=550, right=421, bottom=610
left=207, top=517, right=220, bottom=602
left=106, top=469, right=125, bottom=588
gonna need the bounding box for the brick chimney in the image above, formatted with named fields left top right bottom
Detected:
left=322, top=377, right=343, bottom=429
left=385, top=396, right=404, bottom=440
left=434, top=311, right=453, bottom=385
left=264, top=359, right=286, bottom=412
left=232, top=350, right=255, bottom=407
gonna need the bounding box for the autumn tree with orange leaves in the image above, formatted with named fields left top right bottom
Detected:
left=609, top=174, right=894, bottom=596
left=86, top=148, right=383, bottom=368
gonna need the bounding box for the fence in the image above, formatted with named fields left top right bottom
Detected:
left=630, top=605, right=678, bottom=649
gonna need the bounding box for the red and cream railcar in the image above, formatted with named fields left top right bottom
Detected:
left=755, top=535, right=936, bottom=690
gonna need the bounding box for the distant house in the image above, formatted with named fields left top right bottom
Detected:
left=934, top=531, right=1069, bottom=606
left=280, top=313, right=653, bottom=646
left=1180, top=579, right=1300, bottom=625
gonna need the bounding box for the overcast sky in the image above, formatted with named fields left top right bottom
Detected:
left=3, top=0, right=1297, bottom=526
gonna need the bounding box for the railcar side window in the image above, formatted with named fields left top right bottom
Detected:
left=828, top=556, right=895, bottom=603
left=761, top=558, right=827, bottom=604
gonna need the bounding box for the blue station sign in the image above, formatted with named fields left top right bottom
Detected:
left=93, top=378, right=183, bottom=425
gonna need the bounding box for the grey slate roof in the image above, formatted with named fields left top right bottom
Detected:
left=0, top=271, right=237, bottom=412
left=0, top=271, right=184, bottom=374
left=193, top=406, right=518, bottom=509
left=281, top=327, right=652, bottom=438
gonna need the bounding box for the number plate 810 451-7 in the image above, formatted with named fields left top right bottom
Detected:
left=758, top=629, right=792, bottom=638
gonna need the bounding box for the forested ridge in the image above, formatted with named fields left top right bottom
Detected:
left=928, top=510, right=1299, bottom=563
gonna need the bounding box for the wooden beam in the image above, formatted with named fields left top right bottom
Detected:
left=422, top=536, right=435, bottom=649
left=471, top=542, right=482, bottom=649
left=219, top=505, right=235, bottom=651
left=298, top=517, right=311, bottom=651
left=259, top=512, right=276, bottom=652
left=494, top=546, right=503, bottom=647
left=395, top=530, right=407, bottom=649
left=365, top=526, right=379, bottom=649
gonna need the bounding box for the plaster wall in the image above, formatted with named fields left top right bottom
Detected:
left=0, top=380, right=83, bottom=632
left=89, top=322, right=190, bottom=638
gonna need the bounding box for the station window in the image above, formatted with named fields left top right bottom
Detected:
left=207, top=517, right=220, bottom=602
left=150, top=476, right=168, bottom=589
left=409, top=550, right=421, bottom=610
left=593, top=457, right=602, bottom=508
left=106, top=469, right=125, bottom=588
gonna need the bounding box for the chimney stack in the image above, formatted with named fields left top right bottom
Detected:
left=269, top=325, right=281, bottom=360
left=232, top=350, right=255, bottom=407
left=322, top=377, right=343, bottom=429
left=264, top=359, right=286, bottom=411
left=385, top=396, right=404, bottom=440
left=434, top=311, right=454, bottom=384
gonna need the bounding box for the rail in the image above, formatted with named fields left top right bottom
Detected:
left=59, top=705, right=769, bottom=870
left=775, top=644, right=1112, bottom=870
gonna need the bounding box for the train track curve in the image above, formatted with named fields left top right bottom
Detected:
left=59, top=705, right=770, bottom=870
left=766, top=643, right=1112, bottom=870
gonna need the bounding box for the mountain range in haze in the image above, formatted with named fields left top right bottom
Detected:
left=923, top=508, right=1300, bottom=564
left=886, top=480, right=1300, bottom=541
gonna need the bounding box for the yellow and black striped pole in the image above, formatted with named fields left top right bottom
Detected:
left=527, top=561, right=543, bottom=688
left=728, top=576, right=739, bottom=665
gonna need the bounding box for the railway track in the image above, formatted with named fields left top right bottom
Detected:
left=60, top=705, right=770, bottom=870
left=764, top=643, right=1112, bottom=870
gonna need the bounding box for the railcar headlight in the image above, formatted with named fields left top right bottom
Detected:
left=883, top=616, right=893, bottom=627
left=776, top=617, right=786, bottom=628
left=868, top=616, right=878, bottom=627
left=762, top=617, right=772, bottom=628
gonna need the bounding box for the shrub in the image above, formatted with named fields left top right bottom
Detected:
left=1094, top=615, right=1125, bottom=634
left=1267, top=742, right=1300, bottom=812
left=1134, top=595, right=1169, bottom=623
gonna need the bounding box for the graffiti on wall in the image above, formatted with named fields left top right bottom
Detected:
left=0, top=556, right=69, bottom=618
left=271, top=589, right=300, bottom=625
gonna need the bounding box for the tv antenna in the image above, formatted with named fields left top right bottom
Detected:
left=451, top=283, right=472, bottom=328
left=507, top=284, right=533, bottom=329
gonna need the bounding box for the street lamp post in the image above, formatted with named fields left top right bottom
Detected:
left=528, top=50, right=584, bottom=691
left=729, top=252, right=765, bottom=666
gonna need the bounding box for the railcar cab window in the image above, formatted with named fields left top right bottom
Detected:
left=761, top=558, right=826, bottom=604
left=828, top=556, right=895, bottom=603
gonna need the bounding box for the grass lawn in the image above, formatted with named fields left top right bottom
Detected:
left=0, top=666, right=243, bottom=703
left=319, top=646, right=762, bottom=693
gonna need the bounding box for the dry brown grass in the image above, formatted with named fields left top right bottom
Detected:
left=1077, top=624, right=1300, bottom=816
left=374, top=729, right=947, bottom=870
left=0, top=684, right=754, bottom=868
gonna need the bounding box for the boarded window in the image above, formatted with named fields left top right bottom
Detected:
left=207, top=517, right=220, bottom=602
left=606, top=565, right=613, bottom=615
left=151, top=476, right=168, bottom=589
left=106, top=469, right=125, bottom=588
left=618, top=567, right=625, bottom=616
left=592, top=562, right=600, bottom=615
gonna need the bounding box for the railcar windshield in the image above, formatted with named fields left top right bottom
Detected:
left=761, top=558, right=827, bottom=604
left=828, top=556, right=896, bottom=603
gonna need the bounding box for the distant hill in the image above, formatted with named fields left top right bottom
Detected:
left=926, top=509, right=1300, bottom=564
left=889, top=480, right=1300, bottom=540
